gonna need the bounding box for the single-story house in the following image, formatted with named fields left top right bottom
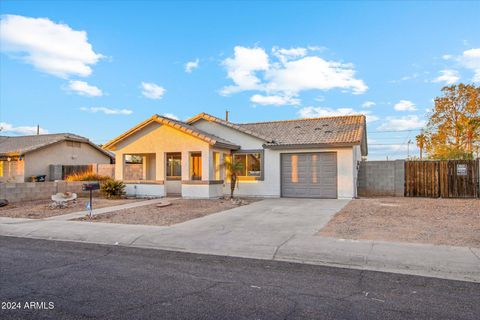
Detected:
left=0, top=133, right=114, bottom=182
left=103, top=112, right=367, bottom=199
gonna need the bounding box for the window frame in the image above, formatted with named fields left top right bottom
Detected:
left=165, top=152, right=182, bottom=180
left=232, top=149, right=264, bottom=181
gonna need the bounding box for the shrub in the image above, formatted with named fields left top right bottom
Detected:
left=101, top=179, right=126, bottom=199
left=65, top=172, right=111, bottom=182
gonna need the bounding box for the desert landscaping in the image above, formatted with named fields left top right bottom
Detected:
left=319, top=197, right=480, bottom=248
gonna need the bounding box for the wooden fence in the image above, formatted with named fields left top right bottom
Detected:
left=405, top=160, right=479, bottom=198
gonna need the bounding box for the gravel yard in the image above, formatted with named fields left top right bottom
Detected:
left=0, top=198, right=140, bottom=219
left=78, top=198, right=260, bottom=226
left=319, top=197, right=480, bottom=248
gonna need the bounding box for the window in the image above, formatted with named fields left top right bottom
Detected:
left=166, top=153, right=181, bottom=180
left=190, top=152, right=202, bottom=180
left=233, top=152, right=262, bottom=178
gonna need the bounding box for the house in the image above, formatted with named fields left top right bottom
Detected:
left=0, top=133, right=114, bottom=182
left=103, top=112, right=367, bottom=199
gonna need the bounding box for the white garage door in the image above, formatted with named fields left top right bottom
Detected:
left=281, top=152, right=337, bottom=198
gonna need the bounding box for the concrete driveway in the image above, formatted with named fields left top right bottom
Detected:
left=134, top=198, right=350, bottom=259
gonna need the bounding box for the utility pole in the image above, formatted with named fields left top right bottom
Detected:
left=37, top=124, right=40, bottom=135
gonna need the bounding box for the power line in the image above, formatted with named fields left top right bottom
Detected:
left=368, top=128, right=422, bottom=133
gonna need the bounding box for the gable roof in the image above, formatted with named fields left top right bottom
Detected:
left=239, top=115, right=366, bottom=147
left=186, top=113, right=272, bottom=142
left=0, top=133, right=114, bottom=159
left=103, top=114, right=240, bottom=150
left=188, top=112, right=366, bottom=152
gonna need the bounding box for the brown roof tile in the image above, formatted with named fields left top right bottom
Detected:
left=239, top=115, right=366, bottom=146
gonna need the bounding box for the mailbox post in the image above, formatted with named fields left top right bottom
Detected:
left=82, top=182, right=100, bottom=218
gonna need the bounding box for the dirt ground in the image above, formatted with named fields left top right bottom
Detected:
left=0, top=198, right=140, bottom=219
left=319, top=197, right=480, bottom=248
left=78, top=198, right=260, bottom=226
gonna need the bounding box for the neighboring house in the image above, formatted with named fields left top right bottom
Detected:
left=103, top=112, right=367, bottom=199
left=0, top=133, right=114, bottom=182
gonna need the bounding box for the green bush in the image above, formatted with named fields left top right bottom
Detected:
left=101, top=179, right=126, bottom=199
left=65, top=172, right=111, bottom=182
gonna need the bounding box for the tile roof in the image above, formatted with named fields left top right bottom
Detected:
left=188, top=112, right=366, bottom=147
left=0, top=133, right=113, bottom=158
left=102, top=114, right=240, bottom=150
left=187, top=113, right=272, bottom=141
left=239, top=115, right=366, bottom=146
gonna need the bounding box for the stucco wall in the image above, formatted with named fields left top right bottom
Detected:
left=23, top=141, right=111, bottom=181
left=112, top=122, right=215, bottom=187
left=192, top=119, right=357, bottom=198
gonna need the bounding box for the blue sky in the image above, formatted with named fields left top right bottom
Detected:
left=1, top=1, right=479, bottom=159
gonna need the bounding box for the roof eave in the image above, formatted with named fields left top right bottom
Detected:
left=263, top=142, right=361, bottom=149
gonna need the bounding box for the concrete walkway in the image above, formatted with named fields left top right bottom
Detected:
left=1, top=198, right=479, bottom=283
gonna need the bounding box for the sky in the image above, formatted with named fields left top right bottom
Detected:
left=0, top=1, right=479, bottom=160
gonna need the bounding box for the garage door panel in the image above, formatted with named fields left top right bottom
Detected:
left=281, top=152, right=337, bottom=199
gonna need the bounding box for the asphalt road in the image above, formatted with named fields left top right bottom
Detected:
left=1, top=236, right=479, bottom=320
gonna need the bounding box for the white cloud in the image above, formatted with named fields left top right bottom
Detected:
left=0, top=14, right=103, bottom=78
left=80, top=107, right=132, bottom=115
left=442, top=54, right=453, bottom=60
left=221, top=45, right=367, bottom=99
left=162, top=113, right=179, bottom=120
left=362, top=101, right=376, bottom=108
left=141, top=82, right=166, bottom=100
left=250, top=94, right=300, bottom=106
left=394, top=100, right=416, bottom=111
left=297, top=106, right=379, bottom=123
left=0, top=122, right=48, bottom=135
left=221, top=46, right=269, bottom=95
left=459, top=48, right=480, bottom=82
left=66, top=80, right=102, bottom=97
left=272, top=47, right=308, bottom=63
left=432, top=69, right=460, bottom=85
left=377, top=115, right=425, bottom=131
left=185, top=58, right=199, bottom=73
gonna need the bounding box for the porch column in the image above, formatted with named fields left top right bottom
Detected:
left=155, top=152, right=164, bottom=181
left=114, top=153, right=125, bottom=180
left=181, top=151, right=190, bottom=180
left=142, top=155, right=147, bottom=180
left=202, top=147, right=211, bottom=181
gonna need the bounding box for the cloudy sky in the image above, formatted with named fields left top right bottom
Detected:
left=0, top=1, right=479, bottom=159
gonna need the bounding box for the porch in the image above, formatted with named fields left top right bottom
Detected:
left=116, top=149, right=228, bottom=198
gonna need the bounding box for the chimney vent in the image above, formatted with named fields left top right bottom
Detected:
left=225, top=110, right=229, bottom=122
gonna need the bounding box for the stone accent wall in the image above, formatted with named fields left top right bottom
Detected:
left=357, top=160, right=405, bottom=197
left=0, top=181, right=100, bottom=203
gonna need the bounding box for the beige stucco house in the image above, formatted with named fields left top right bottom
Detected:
left=0, top=133, right=114, bottom=182
left=103, top=112, right=367, bottom=199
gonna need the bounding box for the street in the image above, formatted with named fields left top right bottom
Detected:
left=1, top=236, right=479, bottom=320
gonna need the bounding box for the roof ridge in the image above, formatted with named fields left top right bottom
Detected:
left=239, top=114, right=365, bottom=125
left=0, top=132, right=88, bottom=139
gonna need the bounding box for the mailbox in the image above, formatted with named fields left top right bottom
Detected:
left=82, top=182, right=100, bottom=191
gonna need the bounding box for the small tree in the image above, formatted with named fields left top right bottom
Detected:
left=221, top=156, right=244, bottom=199
left=419, top=84, right=480, bottom=160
